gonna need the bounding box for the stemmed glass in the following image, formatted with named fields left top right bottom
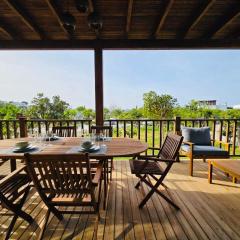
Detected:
left=28, top=129, right=38, bottom=146
left=46, top=130, right=53, bottom=146
left=100, top=131, right=107, bottom=151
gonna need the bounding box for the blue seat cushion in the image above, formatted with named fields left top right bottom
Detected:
left=182, top=127, right=211, bottom=145
left=181, top=145, right=229, bottom=157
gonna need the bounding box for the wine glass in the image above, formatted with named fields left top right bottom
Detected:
left=28, top=129, right=38, bottom=145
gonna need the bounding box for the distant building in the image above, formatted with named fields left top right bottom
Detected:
left=197, top=100, right=227, bottom=110
left=198, top=100, right=216, bottom=107
left=233, top=105, right=240, bottom=109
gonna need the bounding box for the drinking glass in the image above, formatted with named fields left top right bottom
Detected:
left=28, top=129, right=38, bottom=145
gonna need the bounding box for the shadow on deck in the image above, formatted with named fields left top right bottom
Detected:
left=0, top=159, right=239, bottom=240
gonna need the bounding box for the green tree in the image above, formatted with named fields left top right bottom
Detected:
left=27, top=93, right=70, bottom=119
left=27, top=93, right=51, bottom=119
left=123, top=107, right=144, bottom=119
left=143, top=91, right=177, bottom=119
left=104, top=108, right=111, bottom=119
left=75, top=106, right=95, bottom=119
left=109, top=107, right=125, bottom=119
left=50, top=95, right=69, bottom=119
left=0, top=102, right=23, bottom=119
left=63, top=109, right=78, bottom=119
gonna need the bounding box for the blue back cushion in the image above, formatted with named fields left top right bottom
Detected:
left=182, top=127, right=211, bottom=145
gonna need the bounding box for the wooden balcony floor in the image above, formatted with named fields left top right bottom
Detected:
left=0, top=159, right=240, bottom=240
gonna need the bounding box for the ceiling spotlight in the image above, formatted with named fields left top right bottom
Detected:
left=62, top=12, right=76, bottom=31
left=88, top=12, right=103, bottom=31
left=75, top=0, right=88, bottom=13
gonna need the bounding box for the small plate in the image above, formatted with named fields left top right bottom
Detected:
left=45, top=136, right=60, bottom=141
left=13, top=145, right=37, bottom=153
left=79, top=145, right=100, bottom=153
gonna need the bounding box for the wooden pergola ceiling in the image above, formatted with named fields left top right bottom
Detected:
left=0, top=0, right=240, bottom=49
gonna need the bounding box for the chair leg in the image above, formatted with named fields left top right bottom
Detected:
left=110, top=158, right=113, bottom=181
left=5, top=214, right=18, bottom=240
left=38, top=209, right=50, bottom=240
left=135, top=174, right=146, bottom=189
left=107, top=160, right=109, bottom=183
left=97, top=178, right=102, bottom=211
left=4, top=186, right=33, bottom=240
left=189, top=156, right=193, bottom=176
left=15, top=186, right=34, bottom=223
left=47, top=205, right=63, bottom=221
left=139, top=176, right=180, bottom=210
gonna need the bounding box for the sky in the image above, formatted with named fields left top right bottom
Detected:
left=0, top=50, right=239, bottom=109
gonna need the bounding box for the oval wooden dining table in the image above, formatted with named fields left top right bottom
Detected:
left=0, top=137, right=148, bottom=209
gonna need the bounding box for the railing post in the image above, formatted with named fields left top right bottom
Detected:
left=175, top=116, right=181, bottom=162
left=19, top=116, right=28, bottom=138
left=175, top=116, right=181, bottom=135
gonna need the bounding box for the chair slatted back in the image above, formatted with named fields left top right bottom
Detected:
left=90, top=125, right=113, bottom=137
left=52, top=126, right=76, bottom=137
left=158, top=133, right=183, bottom=161
left=25, top=154, right=93, bottom=196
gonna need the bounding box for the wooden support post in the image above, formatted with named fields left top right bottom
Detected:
left=175, top=116, right=181, bottom=135
left=19, top=116, right=27, bottom=137
left=175, top=116, right=181, bottom=162
left=94, top=48, right=104, bottom=126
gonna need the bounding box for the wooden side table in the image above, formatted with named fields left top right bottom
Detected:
left=208, top=159, right=240, bottom=184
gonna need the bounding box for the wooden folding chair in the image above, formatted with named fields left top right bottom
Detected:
left=90, top=125, right=114, bottom=181
left=25, top=153, right=103, bottom=239
left=0, top=166, right=33, bottom=240
left=129, top=133, right=183, bottom=209
left=52, top=126, right=76, bottom=137
left=90, top=125, right=113, bottom=137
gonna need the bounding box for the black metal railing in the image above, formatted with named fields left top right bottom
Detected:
left=0, top=117, right=239, bottom=156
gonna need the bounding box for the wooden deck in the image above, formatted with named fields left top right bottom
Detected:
left=0, top=159, right=240, bottom=240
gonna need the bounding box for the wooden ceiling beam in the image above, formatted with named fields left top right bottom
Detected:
left=180, top=0, right=215, bottom=39
left=154, top=0, right=175, bottom=38
left=0, top=18, right=16, bottom=40
left=4, top=0, right=44, bottom=39
left=226, top=27, right=240, bottom=40
left=1, top=39, right=240, bottom=50
left=126, top=0, right=133, bottom=35
left=204, top=6, right=240, bottom=39
left=88, top=0, right=94, bottom=13
left=45, top=0, right=71, bottom=39
left=0, top=26, right=13, bottom=40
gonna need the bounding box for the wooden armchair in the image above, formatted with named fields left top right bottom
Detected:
left=0, top=166, right=33, bottom=240
left=25, top=153, right=103, bottom=239
left=52, top=126, right=76, bottom=137
left=129, top=133, right=183, bottom=209
left=180, top=127, right=230, bottom=176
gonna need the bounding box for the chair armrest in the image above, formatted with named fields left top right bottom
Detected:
left=148, top=147, right=161, bottom=151
left=181, top=141, right=194, bottom=155
left=137, top=156, right=174, bottom=163
left=214, top=140, right=231, bottom=153
left=216, top=141, right=232, bottom=145
left=183, top=141, right=195, bottom=146
left=136, top=156, right=159, bottom=161
left=0, top=166, right=27, bottom=188
left=92, top=164, right=103, bottom=185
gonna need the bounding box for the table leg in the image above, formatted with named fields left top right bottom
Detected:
left=233, top=176, right=237, bottom=183
left=208, top=161, right=213, bottom=184
left=103, top=159, right=107, bottom=210
left=10, top=158, right=16, bottom=172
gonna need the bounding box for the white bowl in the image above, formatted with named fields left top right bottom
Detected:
left=81, top=141, right=94, bottom=149
left=15, top=141, right=29, bottom=149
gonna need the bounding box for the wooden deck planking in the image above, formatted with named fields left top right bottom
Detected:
left=0, top=159, right=239, bottom=240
